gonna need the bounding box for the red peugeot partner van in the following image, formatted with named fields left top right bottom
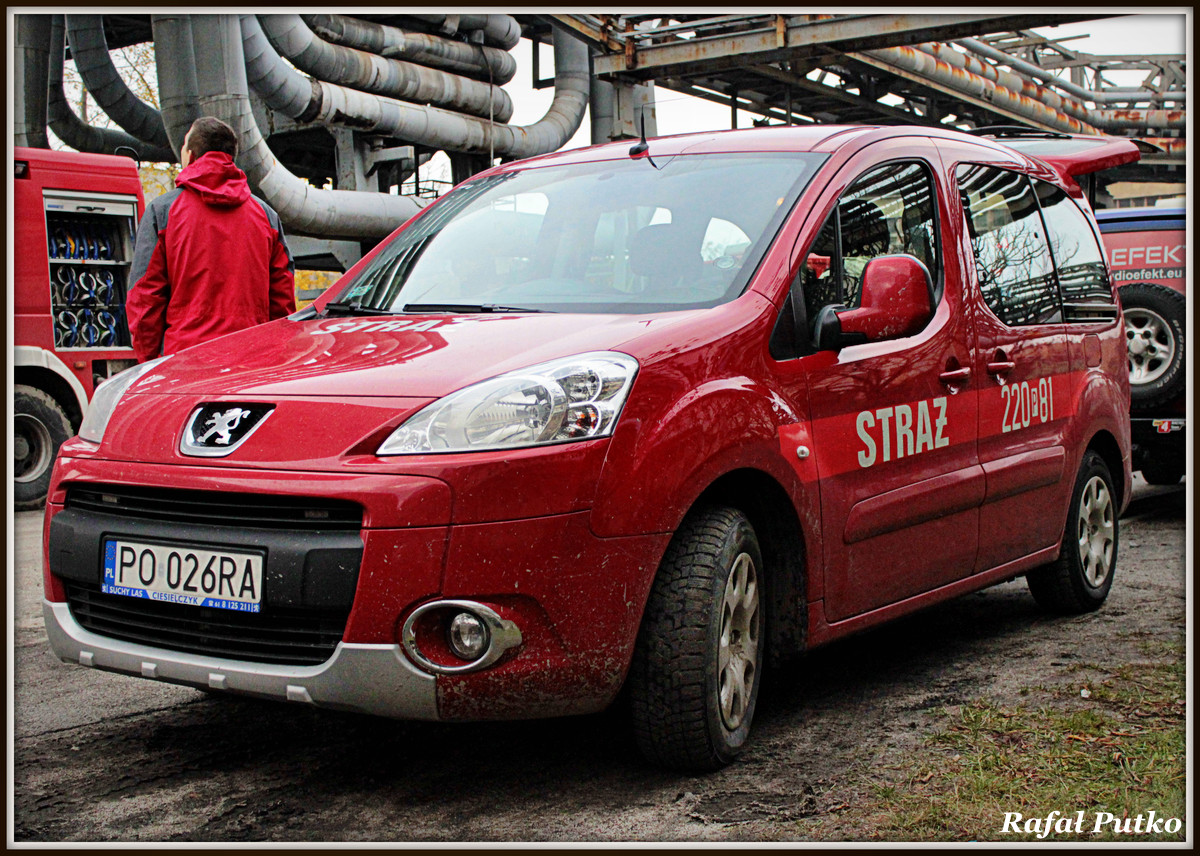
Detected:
left=44, top=126, right=1134, bottom=770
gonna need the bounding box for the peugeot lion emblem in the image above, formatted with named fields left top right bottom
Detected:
left=181, top=403, right=274, bottom=457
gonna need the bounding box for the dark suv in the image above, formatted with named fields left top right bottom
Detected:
left=1094, top=206, right=1186, bottom=485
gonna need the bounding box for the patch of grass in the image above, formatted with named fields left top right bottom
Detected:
left=849, top=661, right=1185, bottom=842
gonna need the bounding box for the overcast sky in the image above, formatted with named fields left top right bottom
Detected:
left=503, top=13, right=1190, bottom=150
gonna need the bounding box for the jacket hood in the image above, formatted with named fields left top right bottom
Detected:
left=175, top=152, right=251, bottom=208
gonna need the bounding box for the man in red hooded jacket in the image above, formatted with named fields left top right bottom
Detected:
left=126, top=116, right=295, bottom=362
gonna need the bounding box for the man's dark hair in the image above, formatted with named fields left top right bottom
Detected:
left=186, top=117, right=238, bottom=160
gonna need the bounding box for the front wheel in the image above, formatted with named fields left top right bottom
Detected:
left=1026, top=450, right=1118, bottom=613
left=628, top=506, right=764, bottom=771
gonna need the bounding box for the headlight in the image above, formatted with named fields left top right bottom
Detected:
left=378, top=352, right=639, bottom=455
left=78, top=357, right=171, bottom=444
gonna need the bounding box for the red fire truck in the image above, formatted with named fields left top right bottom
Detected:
left=14, top=147, right=145, bottom=509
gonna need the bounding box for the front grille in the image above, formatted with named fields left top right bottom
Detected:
left=65, top=582, right=349, bottom=666
left=66, top=484, right=362, bottom=530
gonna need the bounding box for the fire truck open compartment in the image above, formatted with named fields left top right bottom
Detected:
left=44, top=190, right=138, bottom=351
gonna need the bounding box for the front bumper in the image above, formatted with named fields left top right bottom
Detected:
left=43, top=457, right=672, bottom=721
left=44, top=600, right=439, bottom=719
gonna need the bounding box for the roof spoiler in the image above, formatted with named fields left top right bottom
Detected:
left=1039, top=137, right=1144, bottom=178
left=972, top=130, right=1148, bottom=178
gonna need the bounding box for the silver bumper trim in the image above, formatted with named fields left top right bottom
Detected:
left=43, top=600, right=440, bottom=720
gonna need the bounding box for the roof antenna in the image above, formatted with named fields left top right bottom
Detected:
left=628, top=107, right=659, bottom=169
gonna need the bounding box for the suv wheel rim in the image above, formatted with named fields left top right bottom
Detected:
left=1077, top=475, right=1114, bottom=588
left=14, top=413, right=53, bottom=483
left=718, top=552, right=759, bottom=731
left=1125, top=307, right=1176, bottom=386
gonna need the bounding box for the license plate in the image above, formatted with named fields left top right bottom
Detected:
left=102, top=540, right=263, bottom=613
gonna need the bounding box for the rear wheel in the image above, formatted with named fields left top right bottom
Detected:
left=1121, top=283, right=1185, bottom=411
left=1027, top=450, right=1117, bottom=613
left=629, top=506, right=764, bottom=771
left=14, top=385, right=72, bottom=511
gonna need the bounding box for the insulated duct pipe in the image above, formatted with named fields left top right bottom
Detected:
left=65, top=15, right=172, bottom=151
left=46, top=15, right=176, bottom=162
left=14, top=14, right=51, bottom=148
left=395, top=14, right=522, bottom=51
left=258, top=14, right=513, bottom=122
left=1139, top=137, right=1186, bottom=158
left=912, top=42, right=1185, bottom=132
left=590, top=77, right=617, bottom=144
left=241, top=15, right=588, bottom=159
left=302, top=14, right=516, bottom=84
left=190, top=14, right=423, bottom=240
left=956, top=37, right=1182, bottom=105
left=861, top=43, right=1100, bottom=134
left=150, top=14, right=200, bottom=158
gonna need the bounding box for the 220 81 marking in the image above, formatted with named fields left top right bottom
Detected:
left=1001, top=376, right=1055, bottom=433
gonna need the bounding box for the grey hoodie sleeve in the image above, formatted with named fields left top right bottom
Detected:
left=129, top=187, right=182, bottom=287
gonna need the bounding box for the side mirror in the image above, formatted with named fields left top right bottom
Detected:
left=813, top=255, right=934, bottom=349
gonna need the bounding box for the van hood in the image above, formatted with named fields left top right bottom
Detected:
left=129, top=310, right=708, bottom=398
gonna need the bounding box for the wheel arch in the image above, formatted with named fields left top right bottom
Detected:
left=1086, top=429, right=1127, bottom=508
left=692, top=468, right=808, bottom=665
left=14, top=347, right=87, bottom=427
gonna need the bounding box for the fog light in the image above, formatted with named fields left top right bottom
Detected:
left=448, top=612, right=489, bottom=660
left=402, top=599, right=523, bottom=675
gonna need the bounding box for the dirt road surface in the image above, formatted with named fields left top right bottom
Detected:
left=11, top=478, right=1186, bottom=842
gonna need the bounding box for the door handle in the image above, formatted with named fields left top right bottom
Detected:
left=939, top=367, right=971, bottom=386
left=987, top=360, right=1016, bottom=379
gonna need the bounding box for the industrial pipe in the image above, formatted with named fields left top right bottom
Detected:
left=46, top=15, right=176, bottom=162
left=956, top=37, right=1183, bottom=106
left=241, top=15, right=588, bottom=160
left=396, top=14, right=522, bottom=51
left=65, top=15, right=172, bottom=151
left=258, top=14, right=513, bottom=122
left=302, top=14, right=516, bottom=84
left=189, top=14, right=423, bottom=240
left=14, top=14, right=51, bottom=148
left=150, top=14, right=200, bottom=158
left=862, top=44, right=1100, bottom=134
left=912, top=42, right=1185, bottom=132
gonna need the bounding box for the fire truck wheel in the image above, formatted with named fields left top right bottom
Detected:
left=1120, top=283, right=1185, bottom=412
left=1026, top=451, right=1118, bottom=614
left=628, top=505, right=764, bottom=771
left=14, top=385, right=72, bottom=511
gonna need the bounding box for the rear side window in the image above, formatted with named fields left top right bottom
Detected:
left=1033, top=181, right=1116, bottom=321
left=957, top=165, right=1060, bottom=326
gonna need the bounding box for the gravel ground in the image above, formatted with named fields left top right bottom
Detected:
left=11, top=477, right=1186, bottom=842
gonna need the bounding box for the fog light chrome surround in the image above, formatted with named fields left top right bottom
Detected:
left=401, top=600, right=523, bottom=675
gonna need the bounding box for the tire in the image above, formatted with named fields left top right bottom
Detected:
left=1140, top=457, right=1184, bottom=486
left=1120, top=282, right=1185, bottom=412
left=1026, top=450, right=1118, bottom=614
left=14, top=385, right=73, bottom=511
left=628, top=506, right=765, bottom=771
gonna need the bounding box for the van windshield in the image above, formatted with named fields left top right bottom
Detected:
left=332, top=152, right=825, bottom=314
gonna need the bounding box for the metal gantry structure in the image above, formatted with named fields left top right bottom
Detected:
left=13, top=12, right=1187, bottom=266
left=551, top=15, right=1185, bottom=144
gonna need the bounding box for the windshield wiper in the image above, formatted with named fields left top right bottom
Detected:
left=321, top=301, right=397, bottom=317
left=401, top=303, right=550, bottom=314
